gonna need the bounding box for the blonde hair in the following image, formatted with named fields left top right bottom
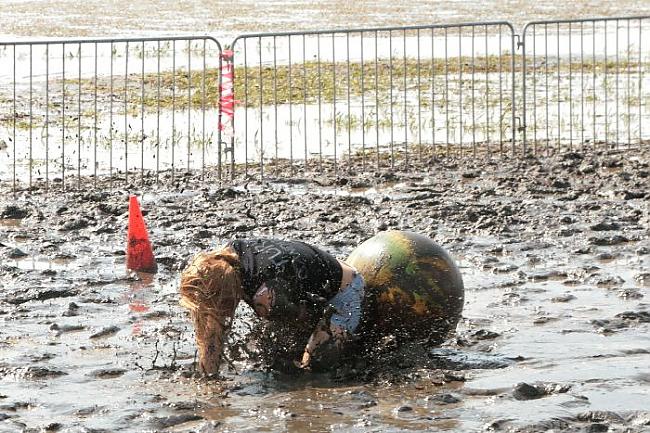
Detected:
left=179, top=246, right=243, bottom=374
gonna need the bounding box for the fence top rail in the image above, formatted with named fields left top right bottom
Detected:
left=0, top=34, right=223, bottom=47
left=522, top=15, right=650, bottom=35
left=230, top=20, right=516, bottom=46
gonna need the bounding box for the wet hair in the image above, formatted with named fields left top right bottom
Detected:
left=178, top=246, right=243, bottom=375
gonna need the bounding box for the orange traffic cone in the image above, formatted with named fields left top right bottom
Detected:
left=126, top=195, right=157, bottom=273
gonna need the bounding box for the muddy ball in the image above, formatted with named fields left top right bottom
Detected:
left=347, top=230, right=464, bottom=344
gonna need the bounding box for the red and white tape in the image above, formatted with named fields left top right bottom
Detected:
left=219, top=50, right=235, bottom=134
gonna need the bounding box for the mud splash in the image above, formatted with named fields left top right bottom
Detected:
left=1, top=148, right=649, bottom=432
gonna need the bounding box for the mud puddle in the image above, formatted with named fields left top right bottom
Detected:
left=1, top=148, right=649, bottom=432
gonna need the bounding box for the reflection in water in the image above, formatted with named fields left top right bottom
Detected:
left=125, top=271, right=155, bottom=335
left=7, top=254, right=75, bottom=271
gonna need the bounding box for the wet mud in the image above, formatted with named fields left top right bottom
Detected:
left=1, top=148, right=649, bottom=432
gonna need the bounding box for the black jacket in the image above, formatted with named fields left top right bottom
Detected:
left=228, top=239, right=342, bottom=320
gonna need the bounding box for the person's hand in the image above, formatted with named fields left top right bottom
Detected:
left=299, top=325, right=331, bottom=369
left=296, top=353, right=311, bottom=370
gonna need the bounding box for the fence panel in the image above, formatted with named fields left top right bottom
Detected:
left=229, top=22, right=518, bottom=178
left=4, top=16, right=649, bottom=190
left=521, top=16, right=650, bottom=154
left=0, top=36, right=223, bottom=192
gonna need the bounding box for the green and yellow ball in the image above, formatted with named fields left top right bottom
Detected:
left=347, top=230, right=464, bottom=344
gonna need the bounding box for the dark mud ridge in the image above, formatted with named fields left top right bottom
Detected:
left=1, top=148, right=648, bottom=432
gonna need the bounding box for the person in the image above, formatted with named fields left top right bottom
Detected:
left=178, top=238, right=366, bottom=375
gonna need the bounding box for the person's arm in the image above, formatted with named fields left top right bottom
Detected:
left=299, top=272, right=365, bottom=370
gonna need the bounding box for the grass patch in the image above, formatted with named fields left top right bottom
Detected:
left=55, top=55, right=649, bottom=112
left=58, top=55, right=518, bottom=111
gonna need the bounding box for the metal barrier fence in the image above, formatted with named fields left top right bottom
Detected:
left=0, top=36, right=223, bottom=191
left=2, top=16, right=649, bottom=191
left=520, top=16, right=650, bottom=153
left=229, top=22, right=517, bottom=176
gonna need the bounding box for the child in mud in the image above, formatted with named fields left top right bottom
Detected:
left=178, top=238, right=366, bottom=375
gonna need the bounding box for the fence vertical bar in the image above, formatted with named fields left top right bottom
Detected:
left=125, top=41, right=129, bottom=182
left=303, top=34, right=307, bottom=167
left=417, top=29, right=422, bottom=162
left=639, top=19, right=643, bottom=143
left=359, top=32, right=366, bottom=171
left=614, top=20, right=620, bottom=149
left=510, top=27, right=516, bottom=155
left=201, top=40, right=205, bottom=180
left=27, top=44, right=34, bottom=189
left=142, top=41, right=146, bottom=183
left=603, top=21, right=609, bottom=149
left=12, top=46, right=16, bottom=193
left=471, top=26, right=476, bottom=156
left=499, top=25, right=503, bottom=153
left=220, top=45, right=227, bottom=181
left=332, top=33, right=337, bottom=175
left=109, top=42, right=114, bottom=186
left=244, top=40, right=249, bottom=176
left=46, top=44, right=50, bottom=192
left=220, top=44, right=226, bottom=181
left=273, top=35, right=278, bottom=169
left=77, top=43, right=81, bottom=188
left=556, top=22, right=560, bottom=152
left=458, top=27, right=463, bottom=157
left=172, top=40, right=176, bottom=182
left=258, top=37, right=263, bottom=178
left=626, top=21, right=631, bottom=148
left=317, top=34, right=322, bottom=170
left=389, top=30, right=394, bottom=167
left=520, top=26, right=527, bottom=155
left=485, top=24, right=489, bottom=152
left=569, top=23, right=573, bottom=150
left=346, top=33, right=351, bottom=163
left=431, top=28, right=436, bottom=154
left=375, top=31, right=379, bottom=170
left=544, top=24, right=549, bottom=154
left=62, top=42, right=66, bottom=190
left=581, top=22, right=584, bottom=149
left=94, top=43, right=98, bottom=186
left=156, top=40, right=161, bottom=185
left=593, top=22, right=596, bottom=146
left=188, top=40, right=192, bottom=173
left=29, top=45, right=33, bottom=189
left=532, top=25, right=537, bottom=152
left=445, top=27, right=449, bottom=156
left=402, top=30, right=409, bottom=167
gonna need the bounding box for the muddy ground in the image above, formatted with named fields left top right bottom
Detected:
left=1, top=148, right=649, bottom=432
